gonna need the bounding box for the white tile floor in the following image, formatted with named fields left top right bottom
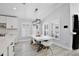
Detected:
left=14, top=39, right=79, bottom=56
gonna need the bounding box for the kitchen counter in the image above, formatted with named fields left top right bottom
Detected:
left=0, top=29, right=18, bottom=55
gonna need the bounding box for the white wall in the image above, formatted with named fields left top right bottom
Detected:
left=18, top=18, right=32, bottom=41
left=44, top=4, right=72, bottom=50
left=70, top=3, right=79, bottom=15
left=70, top=3, right=79, bottom=32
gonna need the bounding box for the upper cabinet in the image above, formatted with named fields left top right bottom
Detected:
left=0, top=16, right=18, bottom=29
left=0, top=16, right=6, bottom=23
left=6, top=17, right=18, bottom=29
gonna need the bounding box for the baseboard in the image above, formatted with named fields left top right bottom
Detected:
left=52, top=41, right=72, bottom=50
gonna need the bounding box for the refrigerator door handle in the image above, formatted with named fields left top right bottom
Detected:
left=73, top=32, right=77, bottom=35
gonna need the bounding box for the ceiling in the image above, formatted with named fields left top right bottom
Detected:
left=0, top=3, right=64, bottom=20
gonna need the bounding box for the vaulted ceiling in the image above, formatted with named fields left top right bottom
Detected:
left=0, top=3, right=64, bottom=20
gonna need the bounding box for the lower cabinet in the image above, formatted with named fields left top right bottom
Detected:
left=3, top=48, right=8, bottom=56
left=8, top=42, right=15, bottom=56
left=1, top=42, right=15, bottom=56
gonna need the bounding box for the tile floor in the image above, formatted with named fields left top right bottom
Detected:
left=14, top=39, right=79, bottom=56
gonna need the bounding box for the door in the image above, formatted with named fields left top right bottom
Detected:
left=21, top=23, right=32, bottom=38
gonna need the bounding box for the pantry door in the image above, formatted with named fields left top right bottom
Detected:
left=21, top=23, right=32, bottom=38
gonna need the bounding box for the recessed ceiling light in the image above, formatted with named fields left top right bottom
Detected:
left=13, top=7, right=16, bottom=10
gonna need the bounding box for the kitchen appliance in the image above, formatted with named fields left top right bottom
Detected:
left=72, top=14, right=79, bottom=49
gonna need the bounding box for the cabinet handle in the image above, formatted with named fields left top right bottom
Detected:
left=73, top=32, right=77, bottom=35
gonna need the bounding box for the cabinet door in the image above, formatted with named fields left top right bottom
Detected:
left=8, top=45, right=14, bottom=56
left=3, top=48, right=8, bottom=56
left=21, top=23, right=32, bottom=37
left=8, top=42, right=14, bottom=56
left=7, top=17, right=18, bottom=29
left=0, top=16, right=6, bottom=23
left=43, top=23, right=50, bottom=36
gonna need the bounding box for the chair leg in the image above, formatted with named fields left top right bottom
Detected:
left=30, top=40, right=33, bottom=44
left=37, top=44, right=43, bottom=52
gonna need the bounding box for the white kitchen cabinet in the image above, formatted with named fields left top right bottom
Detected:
left=1, top=42, right=15, bottom=56
left=21, top=23, right=32, bottom=37
left=3, top=48, right=8, bottom=56
left=0, top=16, right=18, bottom=29
left=0, top=16, right=6, bottom=23
left=42, top=23, right=51, bottom=36
left=6, top=17, right=18, bottom=29
left=8, top=42, right=15, bottom=56
left=42, top=19, right=60, bottom=40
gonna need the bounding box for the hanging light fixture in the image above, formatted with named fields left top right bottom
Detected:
left=34, top=8, right=38, bottom=12
left=22, top=3, right=26, bottom=5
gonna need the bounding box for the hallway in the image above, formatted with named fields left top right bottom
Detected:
left=14, top=39, right=79, bottom=56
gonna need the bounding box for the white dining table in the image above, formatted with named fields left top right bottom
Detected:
left=32, top=35, right=53, bottom=46
left=32, top=35, right=52, bottom=41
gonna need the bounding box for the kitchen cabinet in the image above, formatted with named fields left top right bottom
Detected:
left=0, top=16, right=18, bottom=29
left=0, top=41, right=15, bottom=56
left=6, top=17, right=18, bottom=29
left=42, top=23, right=51, bottom=36
left=3, top=48, right=8, bottom=56
left=2, top=44, right=14, bottom=56
left=52, top=23, right=60, bottom=40
left=21, top=23, right=32, bottom=37
left=42, top=20, right=60, bottom=40
left=8, top=42, right=15, bottom=56
left=0, top=16, right=17, bottom=56
left=0, top=16, right=6, bottom=23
